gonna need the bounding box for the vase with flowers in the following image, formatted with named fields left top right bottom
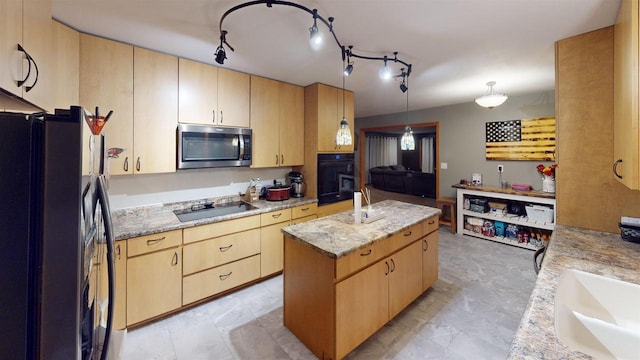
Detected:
left=537, top=164, right=557, bottom=193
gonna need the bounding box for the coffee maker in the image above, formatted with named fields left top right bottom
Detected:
left=289, top=171, right=305, bottom=198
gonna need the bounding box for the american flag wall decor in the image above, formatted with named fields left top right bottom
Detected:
left=485, top=117, right=556, bottom=161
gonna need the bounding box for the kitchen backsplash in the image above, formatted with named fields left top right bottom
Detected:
left=107, top=167, right=290, bottom=210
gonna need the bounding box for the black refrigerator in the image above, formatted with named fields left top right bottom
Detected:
left=0, top=106, right=115, bottom=360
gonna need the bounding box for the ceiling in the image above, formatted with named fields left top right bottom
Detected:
left=52, top=0, right=620, bottom=118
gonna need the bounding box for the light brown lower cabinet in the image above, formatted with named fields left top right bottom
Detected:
left=126, top=247, right=182, bottom=326
left=284, top=216, right=438, bottom=360
left=422, top=232, right=438, bottom=291
left=260, top=209, right=292, bottom=276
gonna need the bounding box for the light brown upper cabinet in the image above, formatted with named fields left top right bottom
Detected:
left=79, top=34, right=134, bottom=176
left=305, top=83, right=354, bottom=153
left=613, top=0, right=640, bottom=190
left=0, top=0, right=53, bottom=111
left=250, top=75, right=304, bottom=167
left=178, top=58, right=250, bottom=127
left=51, top=21, right=79, bottom=110
left=133, top=47, right=178, bottom=174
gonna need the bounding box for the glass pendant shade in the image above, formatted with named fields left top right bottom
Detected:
left=335, top=117, right=352, bottom=146
left=400, top=125, right=415, bottom=151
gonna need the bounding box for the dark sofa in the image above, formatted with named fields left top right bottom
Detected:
left=369, top=165, right=435, bottom=198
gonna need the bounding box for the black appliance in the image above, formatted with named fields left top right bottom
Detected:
left=317, top=153, right=354, bottom=205
left=177, top=124, right=252, bottom=169
left=0, top=107, right=115, bottom=360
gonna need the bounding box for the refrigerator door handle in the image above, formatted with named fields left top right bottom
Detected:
left=96, top=175, right=115, bottom=360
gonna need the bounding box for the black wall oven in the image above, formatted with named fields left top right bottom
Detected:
left=317, top=153, right=354, bottom=205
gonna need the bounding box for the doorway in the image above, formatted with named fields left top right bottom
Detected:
left=358, top=122, right=440, bottom=200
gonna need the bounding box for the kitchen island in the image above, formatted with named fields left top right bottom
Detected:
left=281, top=200, right=441, bottom=360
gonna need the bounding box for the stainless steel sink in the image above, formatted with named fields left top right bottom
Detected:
left=173, top=201, right=258, bottom=222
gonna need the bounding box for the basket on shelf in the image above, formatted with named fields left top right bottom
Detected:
left=619, top=223, right=640, bottom=244
left=525, top=205, right=554, bottom=223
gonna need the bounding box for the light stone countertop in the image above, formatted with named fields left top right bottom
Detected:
left=281, top=199, right=441, bottom=258
left=508, top=225, right=640, bottom=359
left=110, top=196, right=318, bottom=241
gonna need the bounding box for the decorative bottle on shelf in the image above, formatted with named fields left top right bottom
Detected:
left=542, top=176, right=555, bottom=193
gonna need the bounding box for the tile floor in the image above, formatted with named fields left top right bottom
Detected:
left=118, top=229, right=536, bottom=360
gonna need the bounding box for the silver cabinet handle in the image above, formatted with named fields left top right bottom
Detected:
left=300, top=207, right=310, bottom=212
left=116, top=244, right=122, bottom=260
left=275, top=154, right=279, bottom=165
left=423, top=239, right=429, bottom=252
left=220, top=110, right=223, bottom=123
left=281, top=154, right=284, bottom=164
left=384, top=261, right=389, bottom=276
left=171, top=252, right=179, bottom=266
left=219, top=244, right=233, bottom=252
left=219, top=271, right=232, bottom=280
left=124, top=156, right=129, bottom=172
left=272, top=213, right=282, bottom=218
left=390, top=258, right=396, bottom=272
left=403, top=231, right=413, bottom=237
left=146, top=236, right=166, bottom=246
left=212, top=110, right=216, bottom=123
left=136, top=157, right=141, bottom=172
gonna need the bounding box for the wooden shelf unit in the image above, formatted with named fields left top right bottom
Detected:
left=455, top=187, right=556, bottom=250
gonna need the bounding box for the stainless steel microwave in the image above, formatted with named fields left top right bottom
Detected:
left=177, top=124, right=252, bottom=169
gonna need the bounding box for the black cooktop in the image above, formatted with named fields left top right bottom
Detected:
left=173, top=201, right=257, bottom=222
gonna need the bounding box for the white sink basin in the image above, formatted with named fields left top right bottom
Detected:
left=555, top=269, right=640, bottom=359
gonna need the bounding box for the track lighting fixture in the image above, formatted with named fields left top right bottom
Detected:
left=216, top=1, right=413, bottom=92
left=399, top=69, right=414, bottom=151
left=336, top=56, right=353, bottom=146
left=214, top=30, right=233, bottom=65
left=309, top=9, right=322, bottom=51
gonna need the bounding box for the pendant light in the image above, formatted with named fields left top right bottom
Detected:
left=475, top=81, right=508, bottom=108
left=400, top=70, right=415, bottom=151
left=336, top=57, right=353, bottom=146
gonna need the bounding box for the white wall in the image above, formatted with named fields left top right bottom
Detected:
left=107, top=167, right=290, bottom=209
left=355, top=91, right=556, bottom=198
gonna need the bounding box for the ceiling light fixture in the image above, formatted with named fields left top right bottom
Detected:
left=399, top=69, right=415, bottom=151
left=343, top=45, right=353, bottom=76
left=475, top=81, right=508, bottom=109
left=216, top=0, right=412, bottom=92
left=309, top=9, right=322, bottom=51
left=379, top=54, right=394, bottom=81
left=336, top=57, right=353, bottom=146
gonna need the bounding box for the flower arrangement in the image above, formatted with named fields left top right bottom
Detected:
left=537, top=164, right=557, bottom=178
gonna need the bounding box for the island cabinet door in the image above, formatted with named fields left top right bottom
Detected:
left=335, top=260, right=389, bottom=359
left=388, top=240, right=423, bottom=319
left=422, top=232, right=439, bottom=291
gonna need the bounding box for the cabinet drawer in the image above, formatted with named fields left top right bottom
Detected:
left=388, top=223, right=424, bottom=253
left=183, top=228, right=260, bottom=275
left=183, top=215, right=260, bottom=244
left=291, top=214, right=317, bottom=225
left=127, top=229, right=182, bottom=257
left=335, top=240, right=390, bottom=280
left=182, top=254, right=260, bottom=305
left=292, top=203, right=318, bottom=219
left=261, top=209, right=292, bottom=227
left=423, top=216, right=439, bottom=235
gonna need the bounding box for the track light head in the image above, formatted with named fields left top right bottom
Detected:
left=379, top=56, right=393, bottom=80
left=309, top=9, right=322, bottom=50
left=214, top=45, right=226, bottom=64
left=400, top=81, right=408, bottom=93
left=344, top=63, right=353, bottom=77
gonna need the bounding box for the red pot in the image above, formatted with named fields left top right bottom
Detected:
left=266, top=185, right=290, bottom=201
